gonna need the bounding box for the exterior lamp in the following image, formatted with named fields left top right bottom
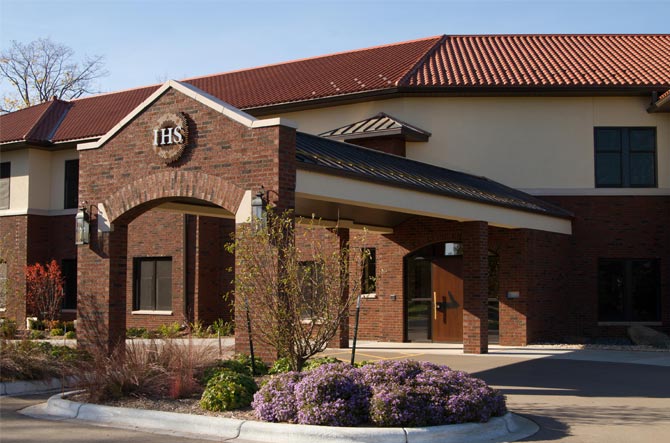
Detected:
left=250, top=188, right=267, bottom=228
left=75, top=205, right=90, bottom=245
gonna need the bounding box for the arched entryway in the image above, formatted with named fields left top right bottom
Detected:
left=77, top=171, right=245, bottom=353
left=404, top=241, right=499, bottom=344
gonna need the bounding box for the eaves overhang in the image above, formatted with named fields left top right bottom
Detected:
left=245, top=85, right=668, bottom=116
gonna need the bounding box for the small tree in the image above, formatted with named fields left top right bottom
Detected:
left=0, top=37, right=108, bottom=113
left=229, top=210, right=367, bottom=372
left=25, top=260, right=64, bottom=323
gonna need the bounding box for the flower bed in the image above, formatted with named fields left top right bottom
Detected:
left=252, top=360, right=506, bottom=427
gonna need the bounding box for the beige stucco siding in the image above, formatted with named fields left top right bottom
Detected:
left=48, top=149, right=79, bottom=211
left=0, top=149, right=29, bottom=212
left=0, top=148, right=79, bottom=215
left=28, top=149, right=52, bottom=211
left=276, top=96, right=670, bottom=192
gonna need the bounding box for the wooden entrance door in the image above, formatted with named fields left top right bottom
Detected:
left=431, top=257, right=463, bottom=342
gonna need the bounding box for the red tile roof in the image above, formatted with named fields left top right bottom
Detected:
left=51, top=85, right=159, bottom=142
left=185, top=36, right=441, bottom=109
left=2, top=34, right=669, bottom=145
left=407, top=35, right=670, bottom=88
left=0, top=100, right=67, bottom=143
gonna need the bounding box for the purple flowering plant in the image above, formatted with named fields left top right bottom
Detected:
left=252, top=371, right=305, bottom=422
left=251, top=359, right=506, bottom=427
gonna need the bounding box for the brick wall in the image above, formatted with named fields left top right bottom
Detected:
left=542, top=195, right=670, bottom=337
left=0, top=215, right=28, bottom=326
left=77, top=86, right=296, bottom=354
left=0, top=214, right=77, bottom=327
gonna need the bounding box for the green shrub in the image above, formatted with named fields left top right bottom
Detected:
left=28, top=318, right=44, bottom=330
left=209, top=318, right=234, bottom=336
left=189, top=321, right=209, bottom=338
left=0, top=319, right=17, bottom=339
left=269, top=357, right=291, bottom=375
left=201, top=359, right=251, bottom=384
left=63, top=321, right=76, bottom=332
left=29, top=330, right=44, bottom=340
left=65, top=331, right=76, bottom=339
left=50, top=328, right=64, bottom=336
left=157, top=322, right=182, bottom=338
left=235, top=353, right=268, bottom=376
left=200, top=370, right=258, bottom=411
left=126, top=327, right=147, bottom=338
left=303, top=356, right=342, bottom=371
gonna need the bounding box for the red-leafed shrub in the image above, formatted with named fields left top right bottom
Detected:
left=25, top=260, right=64, bottom=322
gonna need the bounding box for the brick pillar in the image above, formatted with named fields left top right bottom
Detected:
left=328, top=228, right=350, bottom=349
left=77, top=224, right=127, bottom=355
left=462, top=221, right=489, bottom=354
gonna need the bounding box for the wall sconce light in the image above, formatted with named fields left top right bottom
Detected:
left=250, top=187, right=267, bottom=228
left=75, top=204, right=90, bottom=245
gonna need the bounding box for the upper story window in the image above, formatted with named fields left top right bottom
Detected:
left=595, top=127, right=657, bottom=188
left=64, top=159, right=79, bottom=209
left=0, top=162, right=10, bottom=210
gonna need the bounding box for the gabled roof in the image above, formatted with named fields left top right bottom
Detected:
left=78, top=81, right=295, bottom=151
left=295, top=132, right=572, bottom=219
left=2, top=34, right=669, bottom=145
left=318, top=112, right=431, bottom=142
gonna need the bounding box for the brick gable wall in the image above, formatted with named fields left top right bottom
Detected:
left=77, top=87, right=296, bottom=353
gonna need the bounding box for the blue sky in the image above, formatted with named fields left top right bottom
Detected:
left=1, top=0, right=668, bottom=95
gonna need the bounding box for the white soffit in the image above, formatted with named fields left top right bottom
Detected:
left=78, top=80, right=297, bottom=151
left=296, top=170, right=572, bottom=235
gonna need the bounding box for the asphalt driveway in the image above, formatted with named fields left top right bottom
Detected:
left=322, top=344, right=670, bottom=443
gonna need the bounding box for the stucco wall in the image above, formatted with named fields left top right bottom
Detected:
left=0, top=148, right=79, bottom=215
left=275, top=96, right=670, bottom=191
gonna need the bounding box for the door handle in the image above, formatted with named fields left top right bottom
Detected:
left=433, top=291, right=437, bottom=320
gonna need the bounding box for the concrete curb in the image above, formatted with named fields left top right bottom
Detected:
left=27, top=392, right=539, bottom=443
left=0, top=377, right=71, bottom=396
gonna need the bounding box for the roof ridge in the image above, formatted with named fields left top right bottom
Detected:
left=396, top=35, right=447, bottom=87
left=182, top=35, right=444, bottom=82
left=69, top=84, right=161, bottom=102
left=442, top=33, right=670, bottom=37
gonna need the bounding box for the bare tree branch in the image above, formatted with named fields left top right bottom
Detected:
left=230, top=210, right=370, bottom=371
left=0, top=37, right=108, bottom=113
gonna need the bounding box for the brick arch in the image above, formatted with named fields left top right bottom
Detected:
left=102, top=170, right=245, bottom=224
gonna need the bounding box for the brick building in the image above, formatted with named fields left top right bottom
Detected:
left=0, top=34, right=668, bottom=354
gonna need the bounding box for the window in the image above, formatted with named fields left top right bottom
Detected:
left=0, top=162, right=10, bottom=210
left=61, top=259, right=77, bottom=310
left=595, top=127, right=656, bottom=187
left=64, top=159, right=79, bottom=209
left=598, top=259, right=661, bottom=322
left=299, top=260, right=324, bottom=319
left=133, top=258, right=172, bottom=311
left=0, top=260, right=7, bottom=310
left=361, top=248, right=376, bottom=294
